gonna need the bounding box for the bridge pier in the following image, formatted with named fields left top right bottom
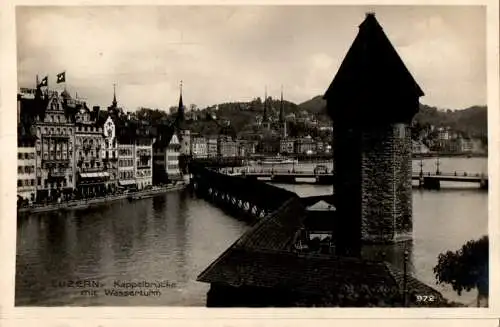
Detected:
left=422, top=177, right=440, bottom=190
left=271, top=175, right=296, bottom=184
left=480, top=179, right=488, bottom=190
left=315, top=175, right=334, bottom=185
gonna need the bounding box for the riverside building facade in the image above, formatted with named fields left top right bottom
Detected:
left=74, top=103, right=108, bottom=197
left=33, top=91, right=76, bottom=201
left=135, top=136, right=153, bottom=190
left=118, top=142, right=136, bottom=188
left=102, top=115, right=119, bottom=192
left=165, top=132, right=181, bottom=180
left=17, top=127, right=37, bottom=203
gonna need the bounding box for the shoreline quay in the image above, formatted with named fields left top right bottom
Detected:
left=18, top=183, right=187, bottom=215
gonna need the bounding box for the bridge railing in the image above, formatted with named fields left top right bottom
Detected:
left=215, top=168, right=487, bottom=179
left=416, top=171, right=487, bottom=178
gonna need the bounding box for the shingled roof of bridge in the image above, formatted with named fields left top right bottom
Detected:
left=198, top=247, right=448, bottom=307
left=197, top=191, right=448, bottom=307
left=234, top=197, right=306, bottom=251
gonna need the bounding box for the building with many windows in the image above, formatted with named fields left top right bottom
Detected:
left=17, top=126, right=37, bottom=204
left=218, top=136, right=238, bottom=157
left=238, top=140, right=257, bottom=157
left=207, top=137, right=218, bottom=158
left=102, top=114, right=119, bottom=192
left=33, top=91, right=76, bottom=201
left=166, top=132, right=181, bottom=180
left=191, top=135, right=208, bottom=158
left=279, top=138, right=295, bottom=155
left=118, top=142, right=136, bottom=188
left=135, top=137, right=153, bottom=189
left=295, top=136, right=316, bottom=154
left=74, top=103, right=108, bottom=197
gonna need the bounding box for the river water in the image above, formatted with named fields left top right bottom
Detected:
left=15, top=157, right=488, bottom=306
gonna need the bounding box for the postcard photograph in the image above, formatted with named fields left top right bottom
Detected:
left=14, top=5, right=490, bottom=308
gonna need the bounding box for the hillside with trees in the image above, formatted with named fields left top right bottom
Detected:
left=297, top=95, right=487, bottom=140
left=124, top=95, right=486, bottom=143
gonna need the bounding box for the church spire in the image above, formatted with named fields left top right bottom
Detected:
left=263, top=85, right=268, bottom=123
left=112, top=83, right=117, bottom=108
left=279, top=85, right=284, bottom=123
left=178, top=80, right=185, bottom=123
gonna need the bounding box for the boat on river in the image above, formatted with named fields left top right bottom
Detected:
left=258, top=156, right=298, bottom=165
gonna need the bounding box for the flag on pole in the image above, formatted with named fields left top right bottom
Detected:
left=38, top=76, right=48, bottom=87
left=56, top=72, right=66, bottom=84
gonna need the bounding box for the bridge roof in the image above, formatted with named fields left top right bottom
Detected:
left=198, top=247, right=447, bottom=307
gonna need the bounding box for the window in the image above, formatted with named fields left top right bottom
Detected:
left=37, top=177, right=41, bottom=186
left=396, top=124, right=406, bottom=138
left=18, top=153, right=22, bottom=159
left=18, top=166, right=23, bottom=174
left=69, top=175, right=72, bottom=183
left=17, top=180, right=22, bottom=187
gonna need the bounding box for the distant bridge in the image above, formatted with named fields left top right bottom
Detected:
left=214, top=168, right=488, bottom=190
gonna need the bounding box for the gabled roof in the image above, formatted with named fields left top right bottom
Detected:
left=307, top=200, right=336, bottom=211
left=323, top=13, right=423, bottom=121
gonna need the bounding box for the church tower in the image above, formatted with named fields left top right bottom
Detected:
left=324, top=13, right=424, bottom=257
left=262, top=86, right=270, bottom=130
left=279, top=85, right=287, bottom=138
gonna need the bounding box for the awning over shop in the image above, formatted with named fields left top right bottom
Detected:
left=119, top=180, right=136, bottom=186
left=80, top=172, right=110, bottom=178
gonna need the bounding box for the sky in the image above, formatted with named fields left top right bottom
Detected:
left=16, top=5, right=486, bottom=111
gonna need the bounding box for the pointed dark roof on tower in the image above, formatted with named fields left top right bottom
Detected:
left=112, top=84, right=118, bottom=108
left=323, top=13, right=424, bottom=121
left=279, top=85, right=285, bottom=123
left=263, top=86, right=269, bottom=122
left=175, top=81, right=186, bottom=130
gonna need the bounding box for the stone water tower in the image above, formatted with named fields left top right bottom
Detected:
left=324, top=13, right=424, bottom=257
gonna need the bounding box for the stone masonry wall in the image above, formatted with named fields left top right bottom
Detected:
left=393, top=124, right=413, bottom=239
left=360, top=123, right=412, bottom=243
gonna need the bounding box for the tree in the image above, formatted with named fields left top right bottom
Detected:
left=433, top=235, right=488, bottom=306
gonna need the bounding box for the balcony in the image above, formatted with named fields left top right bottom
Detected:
left=42, top=159, right=70, bottom=168
left=49, top=170, right=66, bottom=178
left=81, top=167, right=104, bottom=173
left=44, top=134, right=70, bottom=140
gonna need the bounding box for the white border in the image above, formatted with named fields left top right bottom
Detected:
left=1, top=0, right=499, bottom=325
